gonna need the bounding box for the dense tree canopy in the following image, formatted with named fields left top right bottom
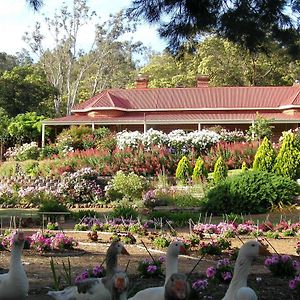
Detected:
left=127, top=0, right=300, bottom=57
left=139, top=37, right=299, bottom=87
left=0, top=65, right=56, bottom=117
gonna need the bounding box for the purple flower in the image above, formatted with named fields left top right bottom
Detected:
left=222, top=271, right=232, bottom=281
left=147, top=265, right=158, bottom=274
left=158, top=256, right=166, bottom=263
left=206, top=267, right=216, bottom=278
left=281, top=255, right=291, bottom=263
left=92, top=265, right=103, bottom=277
left=192, top=279, right=208, bottom=292
left=264, top=258, right=273, bottom=267
left=289, top=279, right=297, bottom=289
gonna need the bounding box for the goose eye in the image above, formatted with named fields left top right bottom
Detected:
left=175, top=243, right=178, bottom=246
left=251, top=244, right=255, bottom=247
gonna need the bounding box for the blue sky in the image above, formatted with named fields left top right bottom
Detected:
left=0, top=0, right=167, bottom=57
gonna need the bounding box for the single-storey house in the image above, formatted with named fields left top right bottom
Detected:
left=41, top=76, right=300, bottom=146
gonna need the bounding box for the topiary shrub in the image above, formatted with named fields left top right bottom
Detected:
left=213, top=156, right=228, bottom=184
left=253, top=136, right=276, bottom=172
left=175, top=155, right=191, bottom=184
left=273, top=132, right=300, bottom=180
left=203, top=170, right=299, bottom=214
left=192, top=157, right=208, bottom=182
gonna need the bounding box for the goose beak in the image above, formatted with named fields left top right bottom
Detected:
left=259, top=244, right=271, bottom=256
left=179, top=245, right=187, bottom=255
left=121, top=246, right=130, bottom=255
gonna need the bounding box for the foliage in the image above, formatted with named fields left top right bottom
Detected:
left=192, top=157, right=208, bottom=182
left=152, top=235, right=171, bottom=249
left=241, top=161, right=248, bottom=172
left=205, top=258, right=233, bottom=283
left=38, top=199, right=69, bottom=213
left=213, top=156, right=228, bottom=184
left=127, top=0, right=300, bottom=57
left=8, top=112, right=47, bottom=144
left=273, top=132, right=300, bottom=180
left=252, top=137, right=276, bottom=172
left=149, top=211, right=200, bottom=227
left=4, top=142, right=40, bottom=161
left=247, top=114, right=274, bottom=141
left=0, top=65, right=56, bottom=117
left=105, top=170, right=147, bottom=201
left=203, top=170, right=299, bottom=214
left=109, top=205, right=139, bottom=220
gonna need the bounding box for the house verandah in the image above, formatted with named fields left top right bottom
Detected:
left=41, top=77, right=300, bottom=146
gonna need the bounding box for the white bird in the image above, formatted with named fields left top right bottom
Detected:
left=128, top=241, right=187, bottom=300
left=222, top=240, right=270, bottom=300
left=48, top=240, right=130, bottom=300
left=164, top=273, right=190, bottom=300
left=0, top=230, right=29, bottom=300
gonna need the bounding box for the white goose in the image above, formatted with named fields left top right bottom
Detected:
left=222, top=240, right=270, bottom=300
left=164, top=273, right=190, bottom=300
left=0, top=230, right=29, bottom=300
left=48, top=240, right=130, bottom=300
left=128, top=241, right=187, bottom=300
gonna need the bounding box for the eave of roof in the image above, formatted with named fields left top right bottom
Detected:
left=42, top=112, right=300, bottom=126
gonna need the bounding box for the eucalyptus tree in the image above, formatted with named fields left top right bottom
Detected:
left=24, top=0, right=141, bottom=116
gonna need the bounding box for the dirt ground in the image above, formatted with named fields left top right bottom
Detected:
left=0, top=229, right=299, bottom=300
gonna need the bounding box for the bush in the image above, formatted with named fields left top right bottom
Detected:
left=38, top=199, right=69, bottom=213
left=109, top=204, right=139, bottom=220
left=253, top=137, right=276, bottom=172
left=213, top=156, right=228, bottom=184
left=192, top=157, right=208, bottom=182
left=175, top=156, right=191, bottom=184
left=203, top=170, right=299, bottom=214
left=105, top=171, right=147, bottom=202
left=273, top=132, right=300, bottom=180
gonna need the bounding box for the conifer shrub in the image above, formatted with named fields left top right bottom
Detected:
left=213, top=156, right=228, bottom=184
left=241, top=161, right=248, bottom=172
left=175, top=155, right=191, bottom=184
left=253, top=137, right=276, bottom=172
left=273, top=132, right=300, bottom=180
left=192, top=157, right=208, bottom=182
left=203, top=170, right=299, bottom=214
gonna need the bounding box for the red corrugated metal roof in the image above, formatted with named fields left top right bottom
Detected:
left=72, top=86, right=300, bottom=112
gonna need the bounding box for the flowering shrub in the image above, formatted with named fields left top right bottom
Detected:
left=47, top=222, right=59, bottom=230
left=264, top=255, right=299, bottom=278
left=137, top=256, right=165, bottom=277
left=75, top=265, right=106, bottom=283
left=30, top=231, right=78, bottom=252
left=206, top=258, right=233, bottom=283
left=4, top=142, right=40, bottom=161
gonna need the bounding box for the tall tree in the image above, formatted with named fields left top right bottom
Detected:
left=138, top=37, right=298, bottom=87
left=0, top=65, right=56, bottom=117
left=24, top=0, right=140, bottom=116
left=127, top=0, right=300, bottom=57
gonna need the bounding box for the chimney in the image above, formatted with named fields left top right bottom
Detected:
left=293, top=77, right=300, bottom=86
left=196, top=75, right=210, bottom=87
left=135, top=74, right=149, bottom=89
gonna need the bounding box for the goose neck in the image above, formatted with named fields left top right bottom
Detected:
left=165, top=254, right=178, bottom=285
left=106, top=252, right=118, bottom=277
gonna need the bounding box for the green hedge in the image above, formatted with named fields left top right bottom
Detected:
left=203, top=170, right=299, bottom=214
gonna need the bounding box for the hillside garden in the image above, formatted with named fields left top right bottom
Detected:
left=1, top=123, right=300, bottom=299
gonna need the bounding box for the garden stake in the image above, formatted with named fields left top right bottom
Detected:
left=234, top=232, right=245, bottom=245
left=263, top=237, right=279, bottom=255
left=141, top=239, right=156, bottom=263
left=198, top=212, right=202, bottom=224
left=187, top=253, right=205, bottom=279
left=125, top=259, right=130, bottom=272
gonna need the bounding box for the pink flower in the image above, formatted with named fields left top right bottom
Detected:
left=147, top=265, right=158, bottom=274
left=289, top=279, right=297, bottom=289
